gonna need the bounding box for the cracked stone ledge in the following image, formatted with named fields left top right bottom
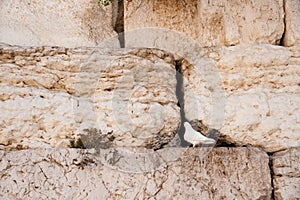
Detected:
left=0, top=147, right=272, bottom=199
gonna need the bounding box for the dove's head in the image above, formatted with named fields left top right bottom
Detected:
left=183, top=122, right=190, bottom=128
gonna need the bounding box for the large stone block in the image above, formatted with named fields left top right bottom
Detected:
left=283, top=0, right=300, bottom=46
left=272, top=147, right=300, bottom=200
left=125, top=0, right=284, bottom=47
left=0, top=147, right=271, bottom=199
left=0, top=45, right=180, bottom=149
left=182, top=44, right=300, bottom=152
left=0, top=0, right=118, bottom=47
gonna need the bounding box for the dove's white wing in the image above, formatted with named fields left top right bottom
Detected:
left=184, top=122, right=215, bottom=145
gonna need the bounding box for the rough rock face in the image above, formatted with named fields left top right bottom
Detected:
left=272, top=147, right=300, bottom=200
left=283, top=0, right=300, bottom=46
left=0, top=44, right=180, bottom=149
left=0, top=0, right=117, bottom=47
left=1, top=44, right=299, bottom=152
left=0, top=147, right=271, bottom=199
left=123, top=0, right=300, bottom=153
left=181, top=44, right=300, bottom=153
left=125, top=0, right=284, bottom=47
left=122, top=36, right=300, bottom=153
left=0, top=1, right=299, bottom=199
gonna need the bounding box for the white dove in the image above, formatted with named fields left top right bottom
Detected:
left=183, top=122, right=216, bottom=147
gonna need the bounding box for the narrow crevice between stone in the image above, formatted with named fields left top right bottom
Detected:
left=175, top=58, right=190, bottom=147
left=113, top=0, right=124, bottom=47
left=268, top=152, right=275, bottom=200
left=215, top=140, right=237, bottom=147
left=279, top=0, right=286, bottom=46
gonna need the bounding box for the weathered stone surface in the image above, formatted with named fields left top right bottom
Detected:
left=1, top=43, right=299, bottom=153
left=283, top=0, right=300, bottom=46
left=272, top=147, right=300, bottom=200
left=0, top=147, right=271, bottom=199
left=0, top=45, right=180, bottom=149
left=125, top=0, right=284, bottom=47
left=182, top=44, right=300, bottom=152
left=0, top=86, right=78, bottom=148
left=0, top=0, right=118, bottom=47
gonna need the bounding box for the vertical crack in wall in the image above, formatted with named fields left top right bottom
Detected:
left=279, top=0, right=286, bottom=46
left=268, top=153, right=275, bottom=200
left=113, top=0, right=124, bottom=47
left=175, top=59, right=189, bottom=147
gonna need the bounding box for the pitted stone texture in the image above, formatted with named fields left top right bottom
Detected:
left=0, top=0, right=118, bottom=47
left=0, top=45, right=180, bottom=149
left=0, top=147, right=271, bottom=199
left=92, top=49, right=179, bottom=149
left=272, top=147, right=300, bottom=200
left=283, top=0, right=300, bottom=46
left=182, top=44, right=300, bottom=152
left=125, top=0, right=284, bottom=47
left=0, top=86, right=79, bottom=148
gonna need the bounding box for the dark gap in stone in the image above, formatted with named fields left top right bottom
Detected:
left=156, top=142, right=169, bottom=150
left=69, top=138, right=85, bottom=149
left=175, top=59, right=190, bottom=147
left=114, top=0, right=125, bottom=48
left=268, top=152, right=275, bottom=200
left=214, top=141, right=236, bottom=147
left=208, top=129, right=238, bottom=147
left=279, top=0, right=286, bottom=46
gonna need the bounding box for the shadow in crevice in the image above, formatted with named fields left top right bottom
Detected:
left=279, top=0, right=286, bottom=46
left=113, top=0, right=124, bottom=47
left=268, top=152, right=275, bottom=200
left=175, top=59, right=190, bottom=147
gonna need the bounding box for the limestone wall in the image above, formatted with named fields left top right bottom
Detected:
left=283, top=0, right=300, bottom=46
left=0, top=45, right=180, bottom=150
left=0, top=146, right=299, bottom=199
left=1, top=0, right=300, bottom=47
left=0, top=44, right=299, bottom=153
left=125, top=0, right=284, bottom=47
left=272, top=147, right=300, bottom=200
left=125, top=0, right=300, bottom=47
left=0, top=0, right=118, bottom=47
left=0, top=0, right=299, bottom=199
left=182, top=44, right=300, bottom=153
left=0, top=147, right=272, bottom=199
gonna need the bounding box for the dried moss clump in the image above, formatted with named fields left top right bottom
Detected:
left=69, top=138, right=85, bottom=149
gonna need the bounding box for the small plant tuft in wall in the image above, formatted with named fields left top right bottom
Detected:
left=98, top=0, right=112, bottom=6
left=69, top=128, right=114, bottom=150
left=69, top=138, right=85, bottom=149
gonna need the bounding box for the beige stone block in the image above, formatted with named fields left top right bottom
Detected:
left=125, top=0, right=284, bottom=47
left=0, top=45, right=180, bottom=149
left=272, top=147, right=300, bottom=200
left=182, top=44, right=300, bottom=152
left=0, top=147, right=271, bottom=199
left=0, top=0, right=118, bottom=47
left=283, top=0, right=300, bottom=46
